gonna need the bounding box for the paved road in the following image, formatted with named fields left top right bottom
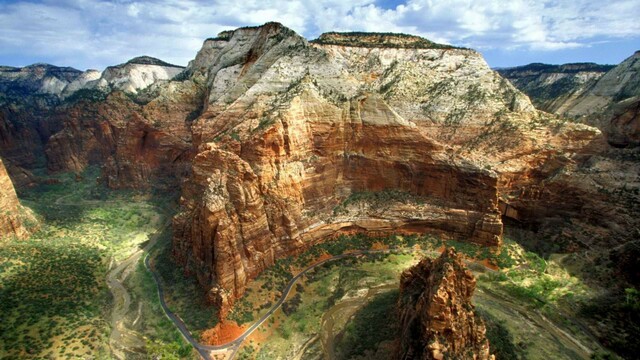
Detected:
left=144, top=248, right=417, bottom=359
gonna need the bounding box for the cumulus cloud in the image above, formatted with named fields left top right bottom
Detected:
left=0, top=0, right=638, bottom=70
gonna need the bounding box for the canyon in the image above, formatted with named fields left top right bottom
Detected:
left=1, top=21, right=639, bottom=359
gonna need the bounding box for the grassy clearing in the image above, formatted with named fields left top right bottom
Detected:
left=0, top=166, right=167, bottom=359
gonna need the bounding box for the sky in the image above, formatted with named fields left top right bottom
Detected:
left=0, top=0, right=639, bottom=71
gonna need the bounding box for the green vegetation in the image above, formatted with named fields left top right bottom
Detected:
left=477, top=309, right=524, bottom=359
left=335, top=289, right=399, bottom=358
left=0, top=166, right=167, bottom=359
left=64, top=88, right=109, bottom=104
left=237, top=344, right=256, bottom=360
left=332, top=189, right=425, bottom=215
left=152, top=236, right=219, bottom=336
left=311, top=32, right=464, bottom=50
left=126, top=250, right=195, bottom=359
left=252, top=117, right=276, bottom=133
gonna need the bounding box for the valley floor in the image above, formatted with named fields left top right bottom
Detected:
left=0, top=167, right=193, bottom=359
left=156, top=232, right=614, bottom=360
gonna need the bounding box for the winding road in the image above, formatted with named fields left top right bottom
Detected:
left=143, top=246, right=597, bottom=360
left=144, top=249, right=416, bottom=359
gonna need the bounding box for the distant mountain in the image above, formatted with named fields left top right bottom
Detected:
left=500, top=52, right=640, bottom=147
left=497, top=62, right=614, bottom=114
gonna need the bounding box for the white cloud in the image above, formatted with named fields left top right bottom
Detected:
left=0, top=0, right=638, bottom=70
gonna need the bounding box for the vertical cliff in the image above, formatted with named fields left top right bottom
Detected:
left=397, top=248, right=493, bottom=360
left=500, top=52, right=640, bottom=147
left=0, top=158, right=36, bottom=239
left=169, top=24, right=604, bottom=318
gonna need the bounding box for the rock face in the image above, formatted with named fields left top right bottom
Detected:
left=169, top=23, right=601, bottom=317
left=0, top=57, right=194, bottom=190
left=497, top=63, right=613, bottom=113
left=500, top=52, right=640, bottom=147
left=0, top=158, right=36, bottom=239
left=397, top=248, right=493, bottom=360
left=44, top=82, right=201, bottom=188
left=86, top=56, right=185, bottom=95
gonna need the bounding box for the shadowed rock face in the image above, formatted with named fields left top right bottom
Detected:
left=397, top=248, right=494, bottom=360
left=168, top=23, right=601, bottom=317
left=497, top=63, right=614, bottom=114
left=0, top=158, right=36, bottom=239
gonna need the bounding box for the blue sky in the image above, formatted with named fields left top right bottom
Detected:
left=0, top=0, right=639, bottom=70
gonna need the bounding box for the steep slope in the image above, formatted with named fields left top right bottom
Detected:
left=44, top=81, right=202, bottom=188
left=397, top=248, right=493, bottom=360
left=563, top=52, right=639, bottom=117
left=0, top=57, right=186, bottom=186
left=169, top=24, right=599, bottom=316
left=86, top=56, right=185, bottom=95
left=0, top=64, right=94, bottom=170
left=501, top=52, right=640, bottom=147
left=0, top=63, right=91, bottom=99
left=0, top=157, right=36, bottom=239
left=497, top=63, right=613, bottom=113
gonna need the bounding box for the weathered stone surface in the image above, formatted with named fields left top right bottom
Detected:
left=170, top=24, right=602, bottom=317
left=501, top=52, right=640, bottom=147
left=497, top=63, right=613, bottom=113
left=0, top=158, right=36, bottom=239
left=397, top=248, right=494, bottom=360
left=45, top=81, right=202, bottom=188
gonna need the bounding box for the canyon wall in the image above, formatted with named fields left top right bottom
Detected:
left=1, top=23, right=631, bottom=319
left=500, top=52, right=640, bottom=147
left=169, top=23, right=600, bottom=316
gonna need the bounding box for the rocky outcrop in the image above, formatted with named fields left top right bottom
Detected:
left=397, top=248, right=493, bottom=360
left=497, top=63, right=613, bottom=113
left=87, top=56, right=184, bottom=94
left=170, top=24, right=603, bottom=318
left=0, top=158, right=36, bottom=239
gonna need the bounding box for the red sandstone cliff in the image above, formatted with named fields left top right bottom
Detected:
left=169, top=24, right=602, bottom=317
left=397, top=248, right=493, bottom=360
left=0, top=158, right=36, bottom=239
left=5, top=23, right=625, bottom=319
